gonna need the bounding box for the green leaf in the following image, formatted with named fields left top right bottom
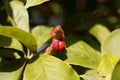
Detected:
left=80, top=70, right=101, bottom=80
left=10, top=0, right=29, bottom=32
left=101, top=29, right=120, bottom=57
left=31, top=25, right=52, bottom=48
left=97, top=53, right=119, bottom=80
left=111, top=61, right=120, bottom=80
left=0, top=48, right=23, bottom=59
left=3, top=0, right=13, bottom=19
left=0, top=35, right=23, bottom=52
left=0, top=57, right=1, bottom=63
left=116, top=0, right=120, bottom=15
left=25, top=0, right=49, bottom=9
left=65, top=37, right=101, bottom=69
left=24, top=54, right=80, bottom=80
left=0, top=26, right=37, bottom=52
left=0, top=59, right=25, bottom=80
left=89, top=24, right=110, bottom=44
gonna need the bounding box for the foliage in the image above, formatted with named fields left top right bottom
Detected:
left=0, top=0, right=120, bottom=80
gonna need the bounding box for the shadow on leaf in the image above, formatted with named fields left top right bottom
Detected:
left=53, top=50, right=68, bottom=60
left=0, top=59, right=25, bottom=72
left=0, top=35, right=12, bottom=46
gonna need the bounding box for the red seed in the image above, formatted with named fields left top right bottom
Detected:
left=51, top=39, right=59, bottom=51
left=51, top=39, right=66, bottom=52
left=58, top=41, right=66, bottom=52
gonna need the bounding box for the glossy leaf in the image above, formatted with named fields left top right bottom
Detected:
left=65, top=37, right=101, bottom=69
left=25, top=0, right=49, bottom=9
left=80, top=70, right=101, bottom=80
left=0, top=59, right=25, bottom=80
left=97, top=53, right=119, bottom=80
left=111, top=61, right=120, bottom=80
left=24, top=54, right=80, bottom=80
left=101, top=29, right=120, bottom=57
left=0, top=26, right=37, bottom=52
left=31, top=25, right=52, bottom=48
left=0, top=35, right=23, bottom=52
left=89, top=24, right=110, bottom=43
left=10, top=0, right=29, bottom=32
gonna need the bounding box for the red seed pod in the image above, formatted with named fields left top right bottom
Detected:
left=59, top=41, right=66, bottom=52
left=45, top=25, right=66, bottom=54
left=51, top=39, right=66, bottom=52
left=51, top=25, right=65, bottom=40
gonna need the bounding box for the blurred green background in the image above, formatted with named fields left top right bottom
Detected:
left=1, top=0, right=120, bottom=35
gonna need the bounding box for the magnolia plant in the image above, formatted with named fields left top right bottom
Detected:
left=0, top=0, right=79, bottom=80
left=0, top=0, right=120, bottom=80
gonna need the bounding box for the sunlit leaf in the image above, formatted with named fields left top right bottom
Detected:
left=0, top=26, right=37, bottom=52
left=111, top=61, right=120, bottom=80
left=99, top=77, right=109, bottom=80
left=0, top=35, right=23, bottom=52
left=65, top=36, right=101, bottom=69
left=31, top=25, right=52, bottom=48
left=24, top=54, right=80, bottom=80
left=89, top=24, right=110, bottom=44
left=97, top=53, right=119, bottom=80
left=0, top=59, right=25, bottom=80
left=25, top=0, right=49, bottom=9
left=80, top=70, right=101, bottom=80
left=10, top=0, right=29, bottom=32
left=101, top=29, right=120, bottom=57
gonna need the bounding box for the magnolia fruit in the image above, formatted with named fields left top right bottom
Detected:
left=45, top=25, right=66, bottom=54
left=51, top=39, right=66, bottom=52
left=51, top=25, right=65, bottom=40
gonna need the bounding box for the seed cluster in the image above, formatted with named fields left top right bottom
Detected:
left=45, top=25, right=66, bottom=54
